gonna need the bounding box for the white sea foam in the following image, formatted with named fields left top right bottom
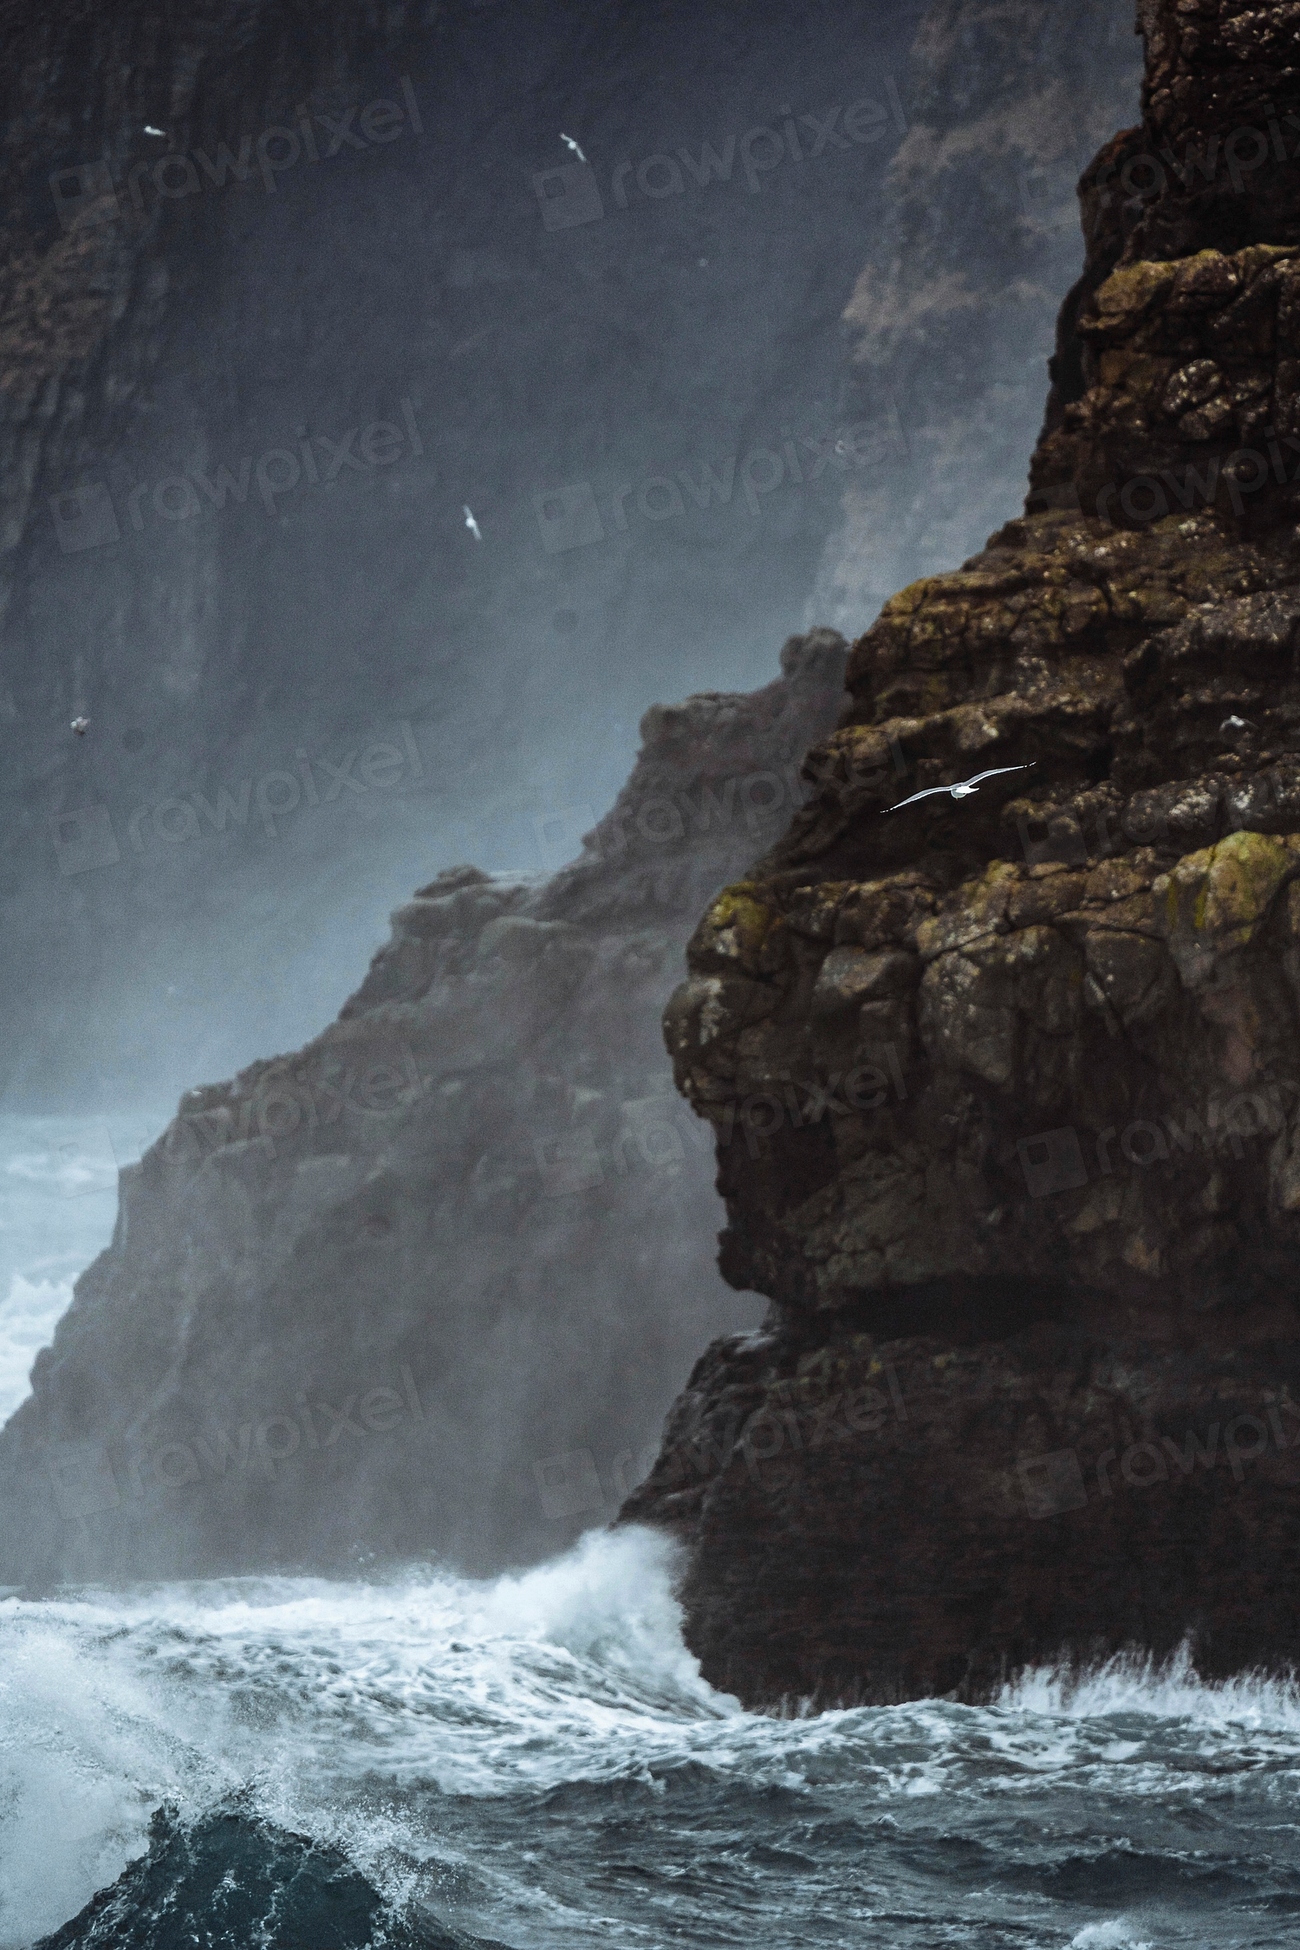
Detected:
left=4, top=1529, right=1300, bottom=1946
left=0, top=1273, right=73, bottom=1423
left=0, top=1112, right=169, bottom=1427
left=1070, top=1924, right=1154, bottom=1950
left=0, top=1529, right=726, bottom=1943
left=1004, top=1639, right=1300, bottom=1732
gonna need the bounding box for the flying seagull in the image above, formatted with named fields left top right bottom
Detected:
left=70, top=716, right=90, bottom=736
left=143, top=125, right=166, bottom=137
left=1220, top=713, right=1257, bottom=735
left=886, top=762, right=1035, bottom=812
left=463, top=505, right=482, bottom=541
left=560, top=133, right=586, bottom=163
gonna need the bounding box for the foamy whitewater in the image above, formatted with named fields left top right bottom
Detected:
left=3, top=1122, right=1300, bottom=1947
left=5, top=1533, right=1300, bottom=1948
left=0, top=1113, right=167, bottom=1426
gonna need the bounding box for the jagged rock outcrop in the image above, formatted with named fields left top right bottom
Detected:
left=808, top=0, right=1143, bottom=626
left=0, top=0, right=924, bottom=1107
left=0, top=630, right=845, bottom=1585
left=626, top=0, right=1300, bottom=1703
left=0, top=0, right=1141, bottom=1112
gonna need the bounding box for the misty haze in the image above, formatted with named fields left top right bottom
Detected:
left=12, top=1, right=1295, bottom=1946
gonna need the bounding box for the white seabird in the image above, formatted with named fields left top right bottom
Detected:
left=886, top=761, right=1035, bottom=812
left=70, top=716, right=90, bottom=736
left=463, top=505, right=482, bottom=541
left=560, top=133, right=586, bottom=163
left=143, top=126, right=166, bottom=137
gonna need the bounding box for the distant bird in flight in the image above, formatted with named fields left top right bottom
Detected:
left=463, top=505, right=482, bottom=541
left=70, top=716, right=90, bottom=736
left=560, top=133, right=586, bottom=163
left=143, top=125, right=165, bottom=137
left=886, top=762, right=1035, bottom=812
left=1220, top=713, right=1257, bottom=735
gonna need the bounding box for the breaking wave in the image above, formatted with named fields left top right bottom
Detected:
left=5, top=1526, right=1300, bottom=1946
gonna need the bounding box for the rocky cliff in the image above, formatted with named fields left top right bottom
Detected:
left=625, top=0, right=1300, bottom=1703
left=807, top=0, right=1143, bottom=625
left=0, top=0, right=1140, bottom=1113
left=0, top=629, right=845, bottom=1585
left=0, top=0, right=925, bottom=1107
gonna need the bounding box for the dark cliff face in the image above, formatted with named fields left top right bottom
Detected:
left=0, top=630, right=845, bottom=1586
left=627, top=0, right=1300, bottom=1704
left=0, top=0, right=925, bottom=1107
left=807, top=0, right=1143, bottom=624
left=0, top=0, right=1151, bottom=1594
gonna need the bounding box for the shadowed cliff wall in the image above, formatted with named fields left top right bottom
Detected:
left=625, top=0, right=1300, bottom=1705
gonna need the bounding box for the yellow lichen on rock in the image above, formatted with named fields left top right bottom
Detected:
left=1158, top=831, right=1300, bottom=984
left=690, top=884, right=785, bottom=977
left=1090, top=258, right=1179, bottom=333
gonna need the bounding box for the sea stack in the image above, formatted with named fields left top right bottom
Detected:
left=624, top=0, right=1300, bottom=1704
left=0, top=637, right=847, bottom=1588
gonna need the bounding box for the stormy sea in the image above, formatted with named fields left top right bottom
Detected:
left=6, top=1539, right=1300, bottom=1950
left=3, top=1122, right=1300, bottom=1950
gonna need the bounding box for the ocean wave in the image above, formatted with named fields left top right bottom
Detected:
left=5, top=1529, right=1300, bottom=1947
left=1003, top=1641, right=1300, bottom=1733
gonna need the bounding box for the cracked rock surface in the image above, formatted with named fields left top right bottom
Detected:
left=624, top=0, right=1300, bottom=1704
left=0, top=633, right=846, bottom=1587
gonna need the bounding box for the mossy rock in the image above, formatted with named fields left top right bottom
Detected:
left=691, top=883, right=786, bottom=977
left=1090, top=259, right=1180, bottom=333
left=1159, top=830, right=1300, bottom=984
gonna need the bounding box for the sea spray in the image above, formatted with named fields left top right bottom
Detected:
left=5, top=1535, right=1300, bottom=1946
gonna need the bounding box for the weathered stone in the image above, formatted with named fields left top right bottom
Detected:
left=1083, top=928, right=1174, bottom=1026
left=627, top=0, right=1300, bottom=1706
left=1157, top=830, right=1300, bottom=987
left=919, top=951, right=1018, bottom=1089
left=0, top=636, right=850, bottom=1588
